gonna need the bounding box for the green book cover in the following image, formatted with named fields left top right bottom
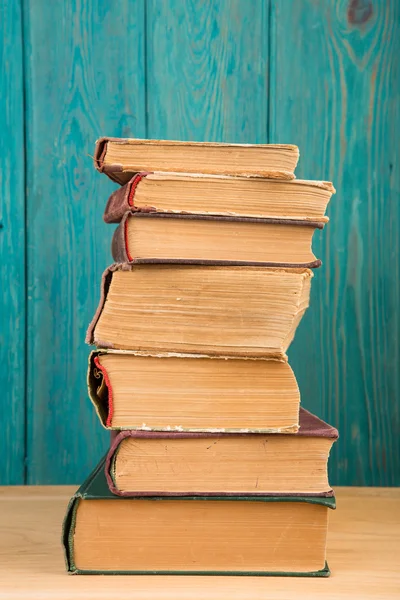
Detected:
left=63, top=457, right=335, bottom=576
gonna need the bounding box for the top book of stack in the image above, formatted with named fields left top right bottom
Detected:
left=94, top=137, right=335, bottom=269
left=94, top=137, right=300, bottom=183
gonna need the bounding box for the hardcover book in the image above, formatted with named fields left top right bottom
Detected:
left=111, top=212, right=323, bottom=268
left=103, top=172, right=335, bottom=224
left=105, top=407, right=338, bottom=496
left=86, top=264, right=312, bottom=356
left=63, top=458, right=335, bottom=575
left=94, top=138, right=300, bottom=184
left=88, top=350, right=300, bottom=432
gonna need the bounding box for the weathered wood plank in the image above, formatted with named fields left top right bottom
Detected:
left=146, top=0, right=270, bottom=142
left=24, top=0, right=146, bottom=483
left=0, top=0, right=26, bottom=484
left=272, top=0, right=400, bottom=485
left=17, top=0, right=400, bottom=487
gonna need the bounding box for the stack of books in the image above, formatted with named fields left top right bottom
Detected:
left=63, top=138, right=338, bottom=576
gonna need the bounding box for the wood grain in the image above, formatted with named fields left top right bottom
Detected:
left=146, top=0, right=270, bottom=142
left=272, top=1, right=400, bottom=485
left=0, top=0, right=26, bottom=484
left=23, top=0, right=146, bottom=483
left=3, top=1, right=399, bottom=485
left=0, top=486, right=399, bottom=598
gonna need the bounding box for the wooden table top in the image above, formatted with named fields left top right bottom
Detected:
left=0, top=486, right=399, bottom=599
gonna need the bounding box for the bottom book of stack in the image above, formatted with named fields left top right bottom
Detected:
left=63, top=410, right=337, bottom=576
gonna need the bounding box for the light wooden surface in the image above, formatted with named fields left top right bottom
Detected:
left=0, top=487, right=398, bottom=599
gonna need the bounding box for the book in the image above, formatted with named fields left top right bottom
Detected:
left=104, top=172, right=335, bottom=224
left=88, top=350, right=300, bottom=432
left=105, top=408, right=338, bottom=496
left=94, top=138, right=300, bottom=184
left=86, top=264, right=312, bottom=356
left=63, top=457, right=335, bottom=575
left=111, top=213, right=323, bottom=268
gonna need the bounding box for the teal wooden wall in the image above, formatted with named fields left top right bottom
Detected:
left=1, top=0, right=399, bottom=485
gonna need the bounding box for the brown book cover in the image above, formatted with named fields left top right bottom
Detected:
left=104, top=172, right=149, bottom=222
left=103, top=172, right=335, bottom=224
left=104, top=407, right=338, bottom=497
left=94, top=137, right=300, bottom=185
left=110, top=212, right=323, bottom=268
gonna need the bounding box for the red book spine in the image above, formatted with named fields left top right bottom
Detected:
left=127, top=172, right=150, bottom=210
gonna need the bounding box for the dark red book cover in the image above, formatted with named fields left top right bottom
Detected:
left=105, top=407, right=338, bottom=498
left=111, top=212, right=323, bottom=268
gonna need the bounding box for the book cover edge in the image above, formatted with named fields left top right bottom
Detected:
left=68, top=563, right=331, bottom=576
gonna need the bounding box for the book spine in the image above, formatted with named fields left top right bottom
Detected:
left=103, top=172, right=150, bottom=223
left=62, top=457, right=107, bottom=573
left=93, top=356, right=114, bottom=427
left=87, top=352, right=108, bottom=428
left=85, top=264, right=119, bottom=345
left=111, top=216, right=130, bottom=262
left=93, top=137, right=108, bottom=172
